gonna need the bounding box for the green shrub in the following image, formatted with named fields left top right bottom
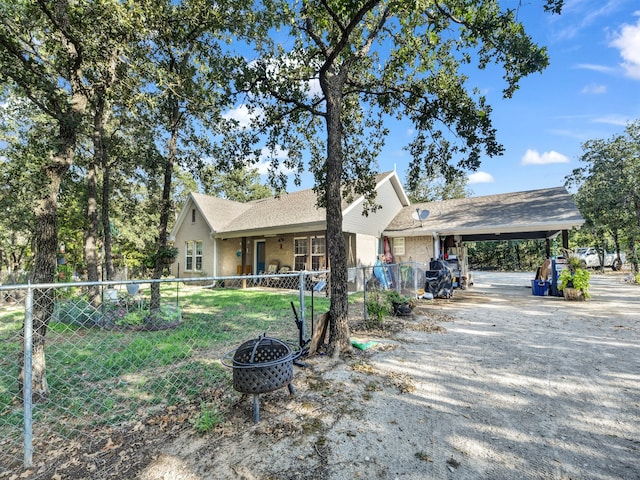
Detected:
left=54, top=298, right=99, bottom=326
left=366, top=290, right=391, bottom=325
left=115, top=310, right=147, bottom=326
left=559, top=267, right=591, bottom=297
left=365, top=290, right=414, bottom=326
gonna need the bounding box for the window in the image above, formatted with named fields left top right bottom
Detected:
left=311, top=236, right=326, bottom=270
left=191, top=208, right=196, bottom=222
left=184, top=240, right=203, bottom=271
left=294, top=236, right=326, bottom=270
left=393, top=237, right=405, bottom=256
left=294, top=237, right=308, bottom=271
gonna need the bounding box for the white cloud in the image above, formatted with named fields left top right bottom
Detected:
left=610, top=18, right=640, bottom=79
left=521, top=149, right=570, bottom=166
left=307, top=78, right=322, bottom=97
left=580, top=83, right=607, bottom=94
left=467, top=171, right=494, bottom=184
left=255, top=146, right=295, bottom=175
left=574, top=63, right=617, bottom=74
left=592, top=114, right=631, bottom=126
left=222, top=104, right=263, bottom=128
left=553, top=0, right=626, bottom=40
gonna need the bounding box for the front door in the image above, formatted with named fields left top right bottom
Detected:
left=256, top=240, right=266, bottom=273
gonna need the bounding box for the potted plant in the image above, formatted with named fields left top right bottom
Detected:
left=559, top=253, right=591, bottom=300
left=387, top=290, right=416, bottom=316
left=157, top=245, right=179, bottom=265
left=143, top=244, right=179, bottom=268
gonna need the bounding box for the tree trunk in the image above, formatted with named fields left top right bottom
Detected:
left=12, top=0, right=88, bottom=403
left=86, top=91, right=107, bottom=305
left=20, top=126, right=76, bottom=401
left=323, top=75, right=351, bottom=357
left=150, top=100, right=179, bottom=313
left=102, top=156, right=115, bottom=281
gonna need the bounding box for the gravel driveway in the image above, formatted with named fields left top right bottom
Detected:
left=125, top=271, right=639, bottom=480
left=339, top=270, right=640, bottom=479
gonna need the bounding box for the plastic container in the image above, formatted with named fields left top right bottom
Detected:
left=531, top=280, right=549, bottom=296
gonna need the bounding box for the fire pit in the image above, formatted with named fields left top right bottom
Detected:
left=222, top=334, right=295, bottom=422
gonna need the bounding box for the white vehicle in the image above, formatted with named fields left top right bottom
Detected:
left=575, top=247, right=626, bottom=271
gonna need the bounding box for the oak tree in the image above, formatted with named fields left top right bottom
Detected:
left=239, top=0, right=563, bottom=355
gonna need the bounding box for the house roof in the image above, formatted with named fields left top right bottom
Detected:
left=188, top=193, right=253, bottom=232
left=173, top=171, right=407, bottom=239
left=384, top=186, right=585, bottom=241
left=218, top=188, right=327, bottom=237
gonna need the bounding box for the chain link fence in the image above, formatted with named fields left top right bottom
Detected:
left=348, top=262, right=429, bottom=297
left=348, top=261, right=428, bottom=317
left=0, top=271, right=330, bottom=475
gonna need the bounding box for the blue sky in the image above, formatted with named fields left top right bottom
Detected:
left=230, top=1, right=640, bottom=198
left=453, top=0, right=640, bottom=197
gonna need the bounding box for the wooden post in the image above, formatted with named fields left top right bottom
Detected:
left=309, top=312, right=330, bottom=355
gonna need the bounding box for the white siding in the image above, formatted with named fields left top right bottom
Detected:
left=354, top=233, right=379, bottom=266
left=343, top=179, right=405, bottom=236
left=171, top=200, right=215, bottom=278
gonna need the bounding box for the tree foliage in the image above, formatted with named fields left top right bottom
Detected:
left=566, top=120, right=640, bottom=270
left=236, top=0, right=563, bottom=355
left=200, top=165, right=272, bottom=201
left=406, top=171, right=473, bottom=203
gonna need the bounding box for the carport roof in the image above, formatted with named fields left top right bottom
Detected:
left=383, top=186, right=585, bottom=241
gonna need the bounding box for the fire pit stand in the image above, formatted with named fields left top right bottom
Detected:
left=222, top=335, right=295, bottom=423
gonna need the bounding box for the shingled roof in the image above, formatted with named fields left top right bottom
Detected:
left=178, top=171, right=404, bottom=239
left=217, top=188, right=326, bottom=237
left=384, top=186, right=584, bottom=241
left=189, top=193, right=253, bottom=232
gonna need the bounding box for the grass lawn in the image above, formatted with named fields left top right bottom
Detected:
left=0, top=284, right=332, bottom=450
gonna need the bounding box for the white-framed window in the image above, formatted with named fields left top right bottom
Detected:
left=293, top=235, right=326, bottom=270
left=393, top=237, right=405, bottom=256
left=294, top=237, right=308, bottom=271
left=185, top=240, right=203, bottom=271
left=311, top=236, right=326, bottom=270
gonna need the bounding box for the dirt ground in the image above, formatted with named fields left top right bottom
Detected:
left=7, top=271, right=640, bottom=480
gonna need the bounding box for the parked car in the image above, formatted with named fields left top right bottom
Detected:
left=575, top=247, right=626, bottom=271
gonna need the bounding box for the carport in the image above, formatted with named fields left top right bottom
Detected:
left=383, top=186, right=586, bottom=281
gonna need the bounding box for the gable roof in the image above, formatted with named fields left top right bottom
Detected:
left=217, top=188, right=326, bottom=238
left=172, top=171, right=408, bottom=240
left=170, top=193, right=253, bottom=238
left=191, top=193, right=253, bottom=231
left=384, top=187, right=584, bottom=241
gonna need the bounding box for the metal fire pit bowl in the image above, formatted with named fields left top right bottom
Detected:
left=222, top=335, right=295, bottom=423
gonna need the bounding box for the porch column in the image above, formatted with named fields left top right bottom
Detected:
left=241, top=237, right=247, bottom=289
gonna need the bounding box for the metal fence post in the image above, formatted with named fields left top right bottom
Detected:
left=298, top=271, right=306, bottom=338
left=23, top=285, right=33, bottom=468
left=362, top=267, right=367, bottom=321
